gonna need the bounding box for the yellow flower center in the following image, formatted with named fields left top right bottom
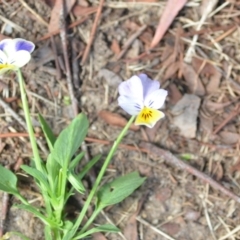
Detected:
left=135, top=107, right=164, bottom=128
left=0, top=64, right=15, bottom=70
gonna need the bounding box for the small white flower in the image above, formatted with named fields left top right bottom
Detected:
left=118, top=74, right=168, bottom=128
left=0, top=38, right=35, bottom=74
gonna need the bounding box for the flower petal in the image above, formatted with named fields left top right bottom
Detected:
left=118, top=95, right=143, bottom=116
left=144, top=89, right=168, bottom=109
left=119, top=75, right=143, bottom=100
left=135, top=107, right=165, bottom=128
left=14, top=38, right=35, bottom=53
left=0, top=50, right=8, bottom=64
left=0, top=38, right=35, bottom=58
left=9, top=50, right=31, bottom=67
left=138, top=73, right=160, bottom=98
left=0, top=39, right=12, bottom=52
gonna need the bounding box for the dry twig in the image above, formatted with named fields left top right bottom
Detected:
left=140, top=142, right=240, bottom=204
left=59, top=0, right=78, bottom=117
left=117, top=25, right=147, bottom=60
left=18, top=0, right=48, bottom=26
left=81, top=0, right=105, bottom=65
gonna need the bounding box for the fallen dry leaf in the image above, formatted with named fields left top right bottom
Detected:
left=161, top=222, right=181, bottom=236
left=211, top=162, right=223, bottom=181
left=163, top=61, right=180, bottom=82
left=231, top=158, right=240, bottom=173
left=199, top=114, right=213, bottom=134
left=72, top=6, right=97, bottom=17
left=41, top=0, right=55, bottom=8
left=123, top=214, right=138, bottom=240
left=92, top=233, right=107, bottom=240
left=204, top=100, right=232, bottom=112
left=48, top=0, right=76, bottom=32
left=192, top=58, right=221, bottom=94
left=167, top=83, right=183, bottom=105
left=110, top=39, right=121, bottom=55
left=123, top=196, right=146, bottom=240
left=150, top=0, right=187, bottom=49
left=171, top=94, right=201, bottom=138
left=98, top=110, right=139, bottom=131
left=182, top=62, right=205, bottom=96
left=219, top=131, right=240, bottom=145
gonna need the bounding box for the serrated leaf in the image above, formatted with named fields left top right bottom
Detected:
left=97, top=172, right=145, bottom=209
left=51, top=113, right=89, bottom=167
left=38, top=114, right=56, bottom=151
left=0, top=164, right=19, bottom=195
left=73, top=224, right=120, bottom=239
left=68, top=172, right=85, bottom=194
left=20, top=165, right=51, bottom=194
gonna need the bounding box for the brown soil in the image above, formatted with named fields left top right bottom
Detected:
left=1, top=0, right=240, bottom=240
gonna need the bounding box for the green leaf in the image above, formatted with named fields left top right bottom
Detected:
left=16, top=204, right=58, bottom=228
left=20, top=165, right=51, bottom=195
left=38, top=114, right=56, bottom=151
left=0, top=164, right=19, bottom=195
left=73, top=224, right=120, bottom=239
left=69, top=152, right=85, bottom=170
left=62, top=221, right=74, bottom=237
left=51, top=113, right=89, bottom=167
left=46, top=153, right=61, bottom=192
left=96, top=172, right=145, bottom=209
left=179, top=153, right=193, bottom=161
left=78, top=154, right=101, bottom=180
left=68, top=172, right=85, bottom=194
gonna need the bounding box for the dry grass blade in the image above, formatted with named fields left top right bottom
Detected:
left=0, top=15, right=25, bottom=32
left=136, top=216, right=176, bottom=240
left=184, top=0, right=218, bottom=63
left=219, top=225, right=240, bottom=240
left=18, top=0, right=48, bottom=26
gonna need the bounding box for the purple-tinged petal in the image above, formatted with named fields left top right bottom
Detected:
left=0, top=38, right=35, bottom=58
left=14, top=38, right=35, bottom=53
left=118, top=95, right=143, bottom=116
left=138, top=73, right=160, bottom=98
left=144, top=89, right=168, bottom=109
left=119, top=75, right=144, bottom=100
left=8, top=50, right=31, bottom=67
left=0, top=39, right=12, bottom=52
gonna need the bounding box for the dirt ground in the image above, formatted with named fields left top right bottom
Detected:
left=1, top=0, right=240, bottom=239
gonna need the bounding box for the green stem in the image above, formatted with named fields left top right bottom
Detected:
left=80, top=208, right=101, bottom=234
left=71, top=116, right=135, bottom=237
left=17, top=69, right=52, bottom=215
left=17, top=69, right=43, bottom=173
